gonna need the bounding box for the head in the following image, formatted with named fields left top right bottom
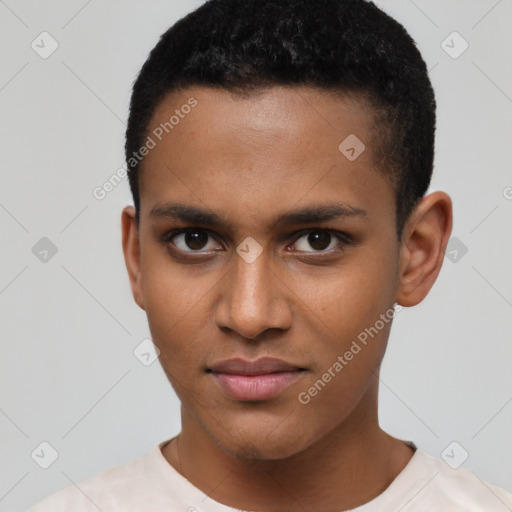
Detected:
left=122, top=0, right=452, bottom=460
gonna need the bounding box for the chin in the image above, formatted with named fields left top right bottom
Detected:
left=212, top=419, right=316, bottom=462
left=229, top=438, right=303, bottom=462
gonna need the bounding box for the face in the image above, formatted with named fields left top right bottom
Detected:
left=127, top=86, right=403, bottom=460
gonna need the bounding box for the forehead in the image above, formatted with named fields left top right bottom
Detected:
left=138, top=85, right=394, bottom=232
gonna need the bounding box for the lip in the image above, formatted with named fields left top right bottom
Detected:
left=208, top=357, right=306, bottom=401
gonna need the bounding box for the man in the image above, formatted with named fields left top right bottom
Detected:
left=29, top=0, right=512, bottom=510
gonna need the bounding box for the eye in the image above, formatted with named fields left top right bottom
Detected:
left=168, top=229, right=221, bottom=252
left=291, top=230, right=348, bottom=253
left=163, top=227, right=351, bottom=256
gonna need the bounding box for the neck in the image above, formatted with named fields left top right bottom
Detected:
left=162, top=381, right=414, bottom=511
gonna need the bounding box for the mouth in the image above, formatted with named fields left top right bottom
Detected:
left=207, top=357, right=307, bottom=401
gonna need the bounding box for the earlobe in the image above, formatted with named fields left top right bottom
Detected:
left=121, top=206, right=145, bottom=310
left=395, top=192, right=453, bottom=307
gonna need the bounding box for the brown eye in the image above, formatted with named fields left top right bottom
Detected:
left=307, top=231, right=332, bottom=251
left=292, top=230, right=349, bottom=253
left=184, top=231, right=209, bottom=250
left=170, top=230, right=219, bottom=252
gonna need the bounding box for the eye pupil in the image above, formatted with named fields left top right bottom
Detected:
left=308, top=231, right=331, bottom=250
left=185, top=231, right=208, bottom=250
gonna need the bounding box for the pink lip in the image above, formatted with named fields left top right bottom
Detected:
left=208, top=357, right=306, bottom=401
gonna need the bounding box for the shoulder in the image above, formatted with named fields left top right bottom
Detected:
left=27, top=452, right=150, bottom=512
left=408, top=449, right=512, bottom=510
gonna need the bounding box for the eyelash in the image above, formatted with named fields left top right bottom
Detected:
left=161, top=228, right=352, bottom=257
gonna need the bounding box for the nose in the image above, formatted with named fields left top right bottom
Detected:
left=215, top=250, right=292, bottom=340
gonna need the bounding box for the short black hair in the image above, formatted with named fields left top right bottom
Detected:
left=125, top=0, right=436, bottom=236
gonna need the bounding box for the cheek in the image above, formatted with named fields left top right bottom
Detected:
left=293, top=248, right=397, bottom=402
left=138, top=249, right=214, bottom=371
left=301, top=251, right=397, bottom=345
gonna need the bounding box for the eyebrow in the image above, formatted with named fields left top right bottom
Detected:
left=149, top=202, right=367, bottom=229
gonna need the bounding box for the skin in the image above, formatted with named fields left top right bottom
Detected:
left=122, top=85, right=452, bottom=511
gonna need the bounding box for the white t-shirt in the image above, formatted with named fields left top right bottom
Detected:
left=28, top=438, right=512, bottom=511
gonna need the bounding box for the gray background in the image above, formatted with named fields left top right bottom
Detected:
left=0, top=1, right=511, bottom=510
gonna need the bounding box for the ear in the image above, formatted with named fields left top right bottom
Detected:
left=395, top=191, right=453, bottom=307
left=121, top=206, right=145, bottom=310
